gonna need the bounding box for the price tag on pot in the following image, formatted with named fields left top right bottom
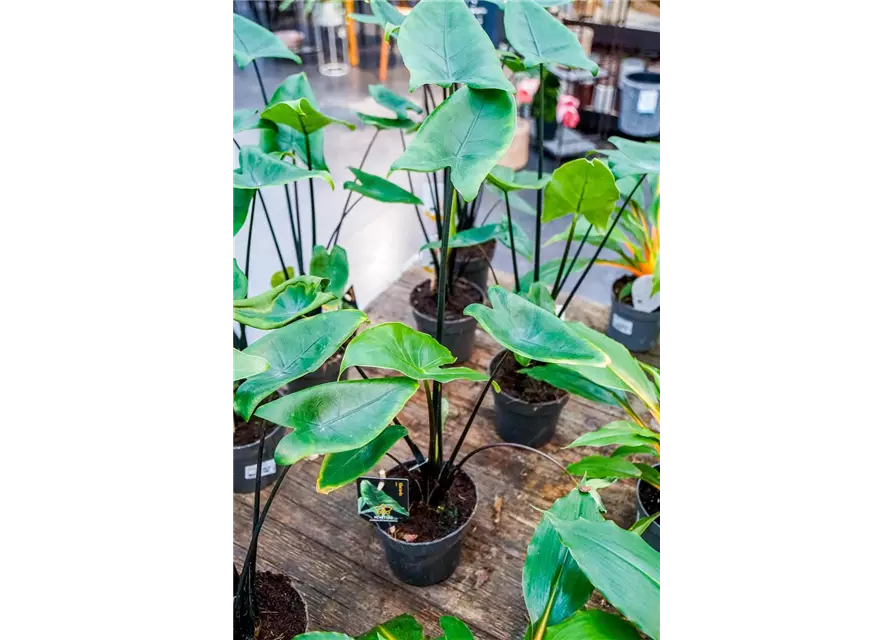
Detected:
left=637, top=90, right=659, bottom=114
left=356, top=477, right=410, bottom=524
left=632, top=275, right=660, bottom=312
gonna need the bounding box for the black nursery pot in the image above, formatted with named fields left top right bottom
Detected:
left=281, top=351, right=343, bottom=393
left=410, top=278, right=484, bottom=363
left=373, top=464, right=478, bottom=586
left=489, top=352, right=569, bottom=448
left=606, top=281, right=660, bottom=353
left=636, top=464, right=660, bottom=551
left=453, top=240, right=496, bottom=293
left=233, top=425, right=286, bottom=494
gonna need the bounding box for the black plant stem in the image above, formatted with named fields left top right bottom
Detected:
left=431, top=175, right=455, bottom=475
left=283, top=184, right=302, bottom=271
left=479, top=199, right=501, bottom=226
left=291, top=158, right=305, bottom=275
left=558, top=174, right=646, bottom=318
left=534, top=63, right=545, bottom=283
left=556, top=223, right=592, bottom=294
left=256, top=190, right=289, bottom=276
left=423, top=380, right=439, bottom=471
left=385, top=452, right=424, bottom=497
left=551, top=214, right=578, bottom=298
left=240, top=195, right=257, bottom=346
left=248, top=423, right=266, bottom=617
left=341, top=128, right=380, bottom=217
left=251, top=59, right=269, bottom=106
left=503, top=190, right=520, bottom=291
left=453, top=443, right=575, bottom=484
left=327, top=195, right=365, bottom=249
left=298, top=123, right=318, bottom=246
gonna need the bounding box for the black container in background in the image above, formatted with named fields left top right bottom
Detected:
left=233, top=425, right=285, bottom=493
left=489, top=351, right=568, bottom=448
left=410, top=278, right=484, bottom=363
left=606, top=295, right=660, bottom=353
left=453, top=240, right=495, bottom=293
left=373, top=465, right=478, bottom=586
left=636, top=464, right=660, bottom=551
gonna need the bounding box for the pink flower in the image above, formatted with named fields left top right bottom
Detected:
left=556, top=94, right=581, bottom=129
left=516, top=77, right=540, bottom=105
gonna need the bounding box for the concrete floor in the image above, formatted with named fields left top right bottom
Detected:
left=234, top=57, right=627, bottom=333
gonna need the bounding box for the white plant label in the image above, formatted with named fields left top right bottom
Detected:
left=632, top=275, right=660, bottom=312
left=244, top=459, right=276, bottom=480
left=637, top=90, right=659, bottom=114
left=611, top=313, right=634, bottom=335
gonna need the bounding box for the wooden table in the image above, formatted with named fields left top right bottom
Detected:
left=234, top=267, right=659, bottom=639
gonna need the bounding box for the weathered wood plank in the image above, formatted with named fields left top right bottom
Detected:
left=234, top=267, right=660, bottom=638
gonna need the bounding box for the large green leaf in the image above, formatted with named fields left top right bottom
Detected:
left=543, top=158, right=618, bottom=227
left=566, top=455, right=644, bottom=480
left=309, top=245, right=350, bottom=300
left=317, top=424, right=407, bottom=494
left=292, top=633, right=352, bottom=640
left=233, top=259, right=248, bottom=300
left=518, top=258, right=586, bottom=293
left=345, top=168, right=423, bottom=205
left=233, top=108, right=274, bottom=134
left=524, top=485, right=602, bottom=632
left=233, top=187, right=254, bottom=236
left=544, top=609, right=641, bottom=640
left=391, top=86, right=516, bottom=201
left=465, top=286, right=608, bottom=365
left=341, top=322, right=488, bottom=384
left=356, top=111, right=419, bottom=131
left=259, top=378, right=419, bottom=465
left=439, top=616, right=475, bottom=640
left=486, top=165, right=552, bottom=192
left=261, top=98, right=357, bottom=136
left=266, top=73, right=328, bottom=171
left=566, top=420, right=660, bottom=449
left=233, top=349, right=270, bottom=382
left=233, top=13, right=302, bottom=68
left=369, top=84, right=423, bottom=118
left=420, top=223, right=500, bottom=252
left=504, top=0, right=597, bottom=72
left=608, top=137, right=660, bottom=173
left=521, top=365, right=620, bottom=406
left=629, top=512, right=660, bottom=537
left=232, top=275, right=336, bottom=329
left=233, top=146, right=333, bottom=189
left=356, top=614, right=424, bottom=640
left=396, top=0, right=514, bottom=92
left=234, top=310, right=367, bottom=419
left=547, top=514, right=660, bottom=639
left=370, top=0, right=406, bottom=27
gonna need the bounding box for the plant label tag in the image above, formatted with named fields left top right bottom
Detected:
left=356, top=477, right=410, bottom=524
left=611, top=313, right=634, bottom=335
left=244, top=459, right=276, bottom=480
left=632, top=275, right=660, bottom=312
left=637, top=90, right=659, bottom=114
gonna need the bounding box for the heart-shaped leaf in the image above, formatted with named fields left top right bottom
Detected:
left=544, top=158, right=619, bottom=227
left=261, top=98, right=356, bottom=136
left=265, top=73, right=328, bottom=170
left=505, top=0, right=597, bottom=72
left=523, top=282, right=555, bottom=314
left=391, top=86, right=516, bottom=201
left=419, top=223, right=501, bottom=253
left=233, top=13, right=302, bottom=68
left=355, top=111, right=420, bottom=131
left=234, top=146, right=334, bottom=189
left=369, top=84, right=423, bottom=118
left=341, top=322, right=488, bottom=383
left=233, top=349, right=270, bottom=382
left=344, top=168, right=423, bottom=205
left=608, top=137, right=660, bottom=173
left=546, top=513, right=660, bottom=639
left=518, top=258, right=586, bottom=293
left=520, top=364, right=621, bottom=406
left=309, top=245, right=349, bottom=299
left=486, top=165, right=552, bottom=192
left=544, top=609, right=641, bottom=640
left=465, top=286, right=608, bottom=365
left=356, top=614, right=424, bottom=640
left=233, top=187, right=255, bottom=236
left=258, top=378, right=419, bottom=465
left=566, top=420, right=660, bottom=449
left=233, top=259, right=248, bottom=300
left=233, top=109, right=274, bottom=134
left=233, top=275, right=335, bottom=329
left=317, top=424, right=407, bottom=494
left=396, top=0, right=514, bottom=92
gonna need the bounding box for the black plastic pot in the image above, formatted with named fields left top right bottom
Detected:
left=606, top=288, right=660, bottom=353
left=636, top=464, right=660, bottom=551
left=489, top=352, right=569, bottom=448
left=453, top=240, right=496, bottom=293
left=410, top=278, right=484, bottom=363
left=373, top=464, right=478, bottom=586
left=233, top=425, right=286, bottom=494
left=281, top=351, right=343, bottom=393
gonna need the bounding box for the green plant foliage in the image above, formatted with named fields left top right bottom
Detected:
left=355, top=111, right=419, bottom=131
left=310, top=245, right=350, bottom=300
left=356, top=613, right=424, bottom=640
left=420, top=223, right=500, bottom=252
left=629, top=512, right=660, bottom=537
left=504, top=0, right=597, bottom=72
left=652, top=254, right=660, bottom=295
left=233, top=13, right=302, bottom=68
left=369, top=84, right=423, bottom=118
left=545, top=221, right=630, bottom=258
left=439, top=616, right=476, bottom=640
left=524, top=282, right=555, bottom=314
left=265, top=73, right=328, bottom=170
left=566, top=420, right=660, bottom=449
left=566, top=455, right=646, bottom=480
left=233, top=108, right=273, bottom=134
left=543, top=158, right=619, bottom=227
left=544, top=609, right=641, bottom=640
left=270, top=266, right=295, bottom=289
left=233, top=146, right=333, bottom=189
left=608, top=137, right=660, bottom=173
left=233, top=187, right=254, bottom=236
left=261, top=98, right=357, bottom=136
left=233, top=349, right=269, bottom=382
left=358, top=478, right=410, bottom=517
left=499, top=215, right=535, bottom=262
left=291, top=633, right=352, bottom=640
left=520, top=365, right=620, bottom=406
left=517, top=258, right=586, bottom=293
left=531, top=68, right=560, bottom=123
left=317, top=424, right=407, bottom=494
left=232, top=275, right=336, bottom=330
left=344, top=168, right=423, bottom=205
left=485, top=183, right=538, bottom=215
left=486, top=166, right=552, bottom=192
left=233, top=260, right=248, bottom=300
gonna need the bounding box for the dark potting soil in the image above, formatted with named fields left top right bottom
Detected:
left=232, top=390, right=281, bottom=447
left=410, top=278, right=484, bottom=321
left=389, top=468, right=476, bottom=543
left=639, top=479, right=660, bottom=525
left=253, top=572, right=307, bottom=640
left=494, top=352, right=568, bottom=404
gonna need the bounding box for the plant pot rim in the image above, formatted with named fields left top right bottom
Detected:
left=489, top=349, right=571, bottom=409
left=232, top=423, right=285, bottom=452
left=269, top=572, right=310, bottom=636
left=612, top=277, right=660, bottom=319
left=375, top=463, right=479, bottom=548
left=635, top=463, right=660, bottom=529
left=409, top=277, right=486, bottom=325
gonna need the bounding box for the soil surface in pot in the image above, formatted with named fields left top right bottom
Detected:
left=388, top=468, right=476, bottom=543
left=253, top=572, right=307, bottom=640
left=613, top=274, right=660, bottom=312
left=494, top=353, right=568, bottom=404
left=454, top=238, right=496, bottom=264
left=232, top=392, right=280, bottom=446
left=639, top=479, right=660, bottom=525
left=410, top=278, right=484, bottom=321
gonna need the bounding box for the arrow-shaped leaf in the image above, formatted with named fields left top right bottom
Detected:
left=233, top=13, right=302, bottom=68
left=233, top=349, right=270, bottom=382
left=504, top=0, right=597, bottom=72
left=356, top=111, right=420, bottom=131
left=233, top=274, right=336, bottom=329
left=233, top=146, right=334, bottom=189
left=309, top=245, right=350, bottom=300
left=345, top=168, right=423, bottom=205
left=486, top=165, right=552, bottom=192
left=369, top=84, right=423, bottom=118
left=261, top=98, right=356, bottom=136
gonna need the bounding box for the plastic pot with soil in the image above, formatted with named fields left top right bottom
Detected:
left=235, top=572, right=308, bottom=640
left=373, top=461, right=478, bottom=586
left=607, top=275, right=660, bottom=353
left=233, top=392, right=286, bottom=493
left=636, top=464, right=660, bottom=551
left=452, top=239, right=496, bottom=293
left=489, top=350, right=569, bottom=448
left=410, top=277, right=485, bottom=363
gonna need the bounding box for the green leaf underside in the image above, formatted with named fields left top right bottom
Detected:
left=359, top=479, right=409, bottom=517
left=341, top=322, right=488, bottom=383
left=233, top=13, right=302, bottom=68
left=505, top=0, right=598, bottom=72
left=233, top=146, right=333, bottom=189
left=309, top=245, right=350, bottom=299
left=466, top=286, right=608, bottom=365
left=500, top=215, right=535, bottom=262
left=544, top=609, right=641, bottom=640
left=544, top=158, right=619, bottom=227
left=369, top=84, right=423, bottom=118
left=356, top=614, right=425, bottom=640
left=420, top=223, right=501, bottom=252
left=566, top=421, right=660, bottom=449
left=317, top=425, right=407, bottom=494
left=396, top=0, right=514, bottom=92
left=391, top=86, right=516, bottom=201
left=371, top=0, right=406, bottom=28
left=233, top=187, right=254, bottom=236
left=267, top=72, right=328, bottom=170
left=521, top=365, right=620, bottom=406
left=233, top=349, right=270, bottom=382
left=233, top=259, right=248, bottom=300
left=345, top=167, right=423, bottom=205
left=232, top=275, right=336, bottom=329
left=292, top=633, right=353, bottom=640
left=518, top=258, right=586, bottom=293
left=233, top=108, right=273, bottom=134
left=608, top=137, right=660, bottom=173
left=356, top=111, right=419, bottom=130
left=487, top=165, right=551, bottom=192
left=234, top=310, right=367, bottom=419
left=567, top=455, right=647, bottom=481
left=259, top=378, right=419, bottom=465
left=261, top=98, right=357, bottom=136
